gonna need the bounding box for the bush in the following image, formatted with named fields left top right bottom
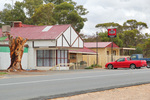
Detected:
left=85, top=67, right=93, bottom=69
left=80, top=61, right=87, bottom=65
left=90, top=64, right=102, bottom=68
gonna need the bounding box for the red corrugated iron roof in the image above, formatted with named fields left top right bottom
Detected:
left=84, top=42, right=119, bottom=48
left=69, top=46, right=96, bottom=54
left=22, top=24, right=35, bottom=27
left=0, top=24, right=71, bottom=40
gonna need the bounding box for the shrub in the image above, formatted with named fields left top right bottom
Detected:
left=85, top=67, right=93, bottom=69
left=90, top=64, right=102, bottom=68
left=80, top=61, right=87, bottom=65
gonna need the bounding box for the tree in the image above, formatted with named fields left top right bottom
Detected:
left=12, top=2, right=26, bottom=23
left=95, top=22, right=123, bottom=33
left=121, top=29, right=138, bottom=47
left=7, top=34, right=27, bottom=72
left=0, top=2, right=26, bottom=25
left=142, top=38, right=150, bottom=57
left=44, top=0, right=76, bottom=5
left=123, top=19, right=148, bottom=31
left=54, top=2, right=84, bottom=32
left=0, top=4, right=13, bottom=23
left=24, top=0, right=43, bottom=18
left=32, top=3, right=56, bottom=25
left=44, top=0, right=88, bottom=32
left=98, top=32, right=123, bottom=47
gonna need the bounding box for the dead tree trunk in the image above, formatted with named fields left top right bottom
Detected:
left=7, top=34, right=27, bottom=72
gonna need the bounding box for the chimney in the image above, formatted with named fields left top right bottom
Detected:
left=13, top=21, right=23, bottom=27
left=2, top=25, right=11, bottom=37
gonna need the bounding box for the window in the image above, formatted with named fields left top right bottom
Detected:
left=113, top=50, right=116, bottom=55
left=131, top=55, right=136, bottom=59
left=138, top=54, right=143, bottom=58
left=107, top=51, right=109, bottom=55
left=127, top=58, right=131, bottom=61
left=70, top=54, right=76, bottom=59
left=57, top=50, right=68, bottom=65
left=37, top=50, right=56, bottom=67
left=117, top=58, right=125, bottom=62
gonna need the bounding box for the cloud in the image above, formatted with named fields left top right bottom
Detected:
left=81, top=0, right=150, bottom=35
left=0, top=0, right=150, bottom=35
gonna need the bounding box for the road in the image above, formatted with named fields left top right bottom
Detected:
left=0, top=68, right=150, bottom=100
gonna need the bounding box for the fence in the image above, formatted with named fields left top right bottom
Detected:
left=52, top=55, right=131, bottom=70
left=82, top=55, right=130, bottom=68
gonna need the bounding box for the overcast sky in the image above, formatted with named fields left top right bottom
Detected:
left=0, top=0, right=150, bottom=35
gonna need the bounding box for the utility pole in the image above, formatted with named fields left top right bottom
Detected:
left=96, top=32, right=98, bottom=65
left=108, top=28, right=117, bottom=62
left=111, top=38, right=113, bottom=62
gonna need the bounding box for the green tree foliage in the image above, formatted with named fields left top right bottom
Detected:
left=142, top=38, right=150, bottom=57
left=1, top=0, right=88, bottom=32
left=12, top=2, right=26, bottom=23
left=94, top=19, right=149, bottom=56
left=95, top=22, right=123, bottom=33
left=54, top=2, right=84, bottom=32
left=44, top=0, right=76, bottom=5
left=1, top=4, right=13, bottom=23
left=32, top=3, right=56, bottom=25
left=98, top=32, right=123, bottom=47
left=0, top=2, right=26, bottom=24
left=120, top=29, right=138, bottom=47
left=24, top=0, right=43, bottom=18
left=43, top=0, right=88, bottom=32
left=123, top=19, right=148, bottom=31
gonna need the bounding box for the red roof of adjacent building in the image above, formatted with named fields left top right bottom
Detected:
left=84, top=42, right=119, bottom=48
left=0, top=24, right=71, bottom=40
left=69, top=46, right=96, bottom=54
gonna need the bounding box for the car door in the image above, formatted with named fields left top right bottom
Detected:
left=115, top=58, right=126, bottom=68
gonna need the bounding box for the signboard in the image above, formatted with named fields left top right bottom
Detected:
left=108, top=29, right=116, bottom=38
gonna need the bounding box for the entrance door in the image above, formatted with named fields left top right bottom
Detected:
left=69, top=53, right=77, bottom=63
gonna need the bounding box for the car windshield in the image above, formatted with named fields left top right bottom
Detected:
left=127, top=58, right=130, bottom=61
left=117, top=58, right=125, bottom=62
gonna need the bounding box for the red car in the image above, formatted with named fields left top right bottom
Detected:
left=105, top=57, right=147, bottom=69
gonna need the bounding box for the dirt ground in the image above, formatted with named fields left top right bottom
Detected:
left=51, top=84, right=150, bottom=100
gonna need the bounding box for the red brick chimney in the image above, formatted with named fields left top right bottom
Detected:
left=13, top=21, right=23, bottom=27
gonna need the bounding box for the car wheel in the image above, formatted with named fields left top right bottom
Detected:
left=147, top=62, right=150, bottom=68
left=108, top=64, right=113, bottom=69
left=114, top=68, right=118, bottom=69
left=130, top=64, right=136, bottom=69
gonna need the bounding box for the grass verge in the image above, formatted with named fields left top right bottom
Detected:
left=0, top=72, right=7, bottom=75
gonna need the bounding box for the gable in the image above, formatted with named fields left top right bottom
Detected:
left=56, top=26, right=83, bottom=48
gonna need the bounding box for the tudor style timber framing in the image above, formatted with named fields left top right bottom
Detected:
left=56, top=26, right=83, bottom=48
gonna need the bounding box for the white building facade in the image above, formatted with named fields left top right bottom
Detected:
left=0, top=24, right=83, bottom=70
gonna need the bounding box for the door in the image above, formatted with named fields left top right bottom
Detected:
left=115, top=58, right=127, bottom=68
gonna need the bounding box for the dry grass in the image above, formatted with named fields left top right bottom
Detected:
left=51, top=84, right=150, bottom=100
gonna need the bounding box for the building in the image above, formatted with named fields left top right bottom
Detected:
left=0, top=23, right=84, bottom=70
left=83, top=42, right=120, bottom=68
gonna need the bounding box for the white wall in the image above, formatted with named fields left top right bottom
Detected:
left=34, top=40, right=56, bottom=47
left=27, top=41, right=36, bottom=69
left=0, top=52, right=28, bottom=70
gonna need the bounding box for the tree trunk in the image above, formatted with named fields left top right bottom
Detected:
left=7, top=34, right=27, bottom=72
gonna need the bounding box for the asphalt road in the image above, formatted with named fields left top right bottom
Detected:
left=0, top=68, right=150, bottom=100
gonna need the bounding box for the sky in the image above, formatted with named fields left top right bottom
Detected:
left=0, top=0, right=150, bottom=35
